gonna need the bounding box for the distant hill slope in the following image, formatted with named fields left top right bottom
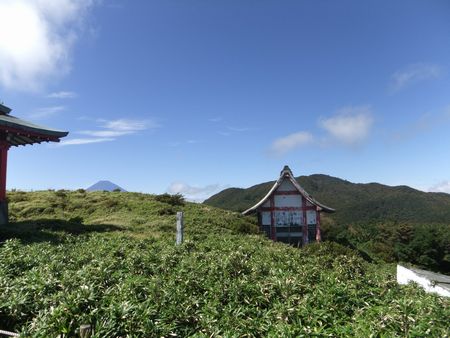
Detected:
left=87, top=180, right=126, bottom=192
left=204, top=174, right=450, bottom=224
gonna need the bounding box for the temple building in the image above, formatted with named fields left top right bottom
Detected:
left=0, top=103, right=68, bottom=224
left=242, top=166, right=335, bottom=246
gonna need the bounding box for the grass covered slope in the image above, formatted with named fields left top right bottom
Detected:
left=0, top=190, right=449, bottom=337
left=204, top=174, right=450, bottom=224
left=6, top=190, right=257, bottom=240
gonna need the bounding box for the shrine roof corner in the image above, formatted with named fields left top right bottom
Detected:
left=0, top=103, right=68, bottom=146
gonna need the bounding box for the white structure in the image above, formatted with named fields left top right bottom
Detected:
left=397, top=265, right=450, bottom=297
left=242, top=166, right=334, bottom=246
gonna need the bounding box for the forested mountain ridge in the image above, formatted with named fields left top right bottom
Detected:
left=204, top=174, right=450, bottom=224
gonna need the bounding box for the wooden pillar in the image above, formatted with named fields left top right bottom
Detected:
left=0, top=141, right=9, bottom=224
left=302, top=197, right=308, bottom=245
left=316, top=210, right=322, bottom=242
left=176, top=211, right=184, bottom=245
left=270, top=196, right=276, bottom=241
left=0, top=141, right=8, bottom=201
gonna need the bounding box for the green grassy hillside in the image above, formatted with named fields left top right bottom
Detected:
left=6, top=190, right=257, bottom=241
left=0, top=190, right=448, bottom=337
left=204, top=174, right=450, bottom=224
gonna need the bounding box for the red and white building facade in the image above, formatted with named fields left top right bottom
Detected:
left=242, top=166, right=334, bottom=246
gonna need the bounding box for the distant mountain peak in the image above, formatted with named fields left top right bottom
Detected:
left=86, top=180, right=126, bottom=192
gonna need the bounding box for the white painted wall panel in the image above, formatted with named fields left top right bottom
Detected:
left=261, top=212, right=271, bottom=225
left=274, top=195, right=302, bottom=207
left=306, top=210, right=317, bottom=225
left=277, top=179, right=297, bottom=191
left=274, top=211, right=302, bottom=226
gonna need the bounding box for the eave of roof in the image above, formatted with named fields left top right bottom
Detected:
left=242, top=167, right=335, bottom=215
left=0, top=114, right=68, bottom=146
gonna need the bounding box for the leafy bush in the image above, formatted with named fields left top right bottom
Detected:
left=155, top=193, right=185, bottom=207
left=0, top=237, right=448, bottom=337
left=7, top=191, right=28, bottom=203
left=323, top=221, right=450, bottom=273
left=55, top=190, right=67, bottom=198
left=157, top=205, right=175, bottom=216
left=101, top=199, right=119, bottom=210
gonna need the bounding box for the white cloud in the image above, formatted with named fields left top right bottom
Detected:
left=208, top=117, right=222, bottom=123
left=429, top=181, right=450, bottom=194
left=0, top=0, right=94, bottom=91
left=101, top=118, right=158, bottom=131
left=269, top=131, right=313, bottom=156
left=30, top=105, right=65, bottom=119
left=70, top=118, right=160, bottom=146
left=167, top=182, right=222, bottom=202
left=47, top=91, right=77, bottom=99
left=390, top=63, right=443, bottom=92
left=268, top=105, right=374, bottom=155
left=320, top=106, right=374, bottom=145
left=78, top=130, right=133, bottom=137
left=58, top=137, right=114, bottom=146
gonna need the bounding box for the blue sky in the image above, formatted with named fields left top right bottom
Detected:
left=1, top=0, right=450, bottom=201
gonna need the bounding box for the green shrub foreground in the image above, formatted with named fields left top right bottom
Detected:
left=0, top=191, right=448, bottom=337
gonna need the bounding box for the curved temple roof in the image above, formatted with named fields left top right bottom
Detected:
left=0, top=104, right=68, bottom=146
left=242, top=165, right=335, bottom=215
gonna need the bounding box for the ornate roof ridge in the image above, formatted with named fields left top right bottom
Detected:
left=242, top=166, right=335, bottom=215
left=0, top=103, right=12, bottom=115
